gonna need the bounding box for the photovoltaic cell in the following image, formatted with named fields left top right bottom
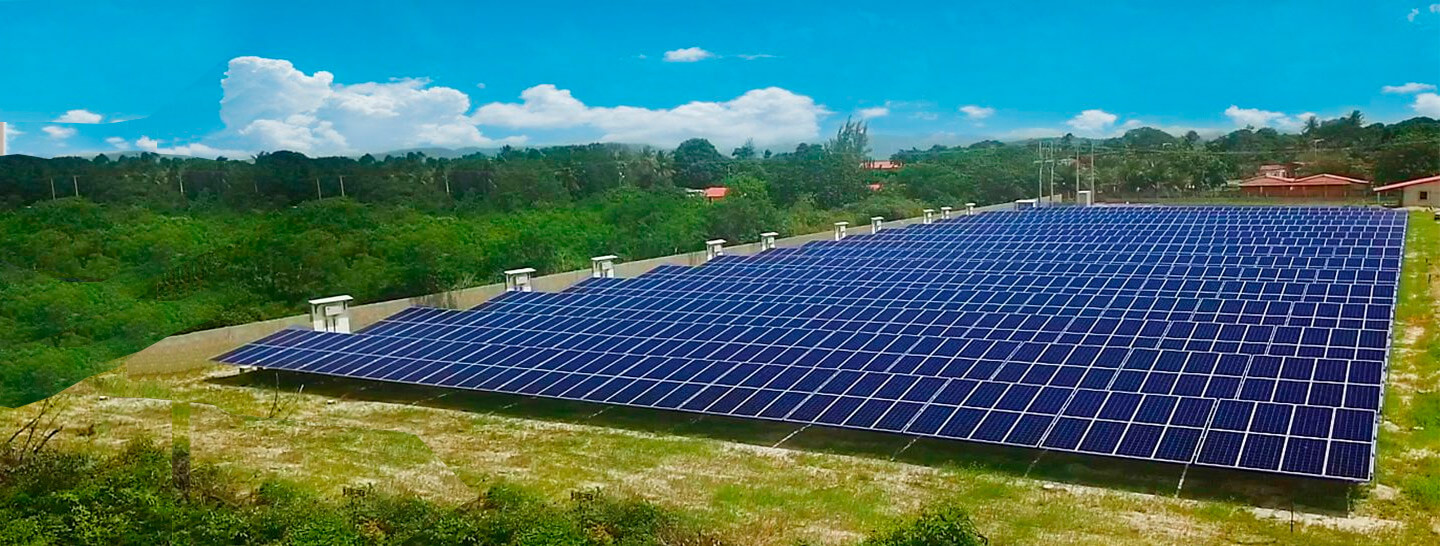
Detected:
left=215, top=206, right=1402, bottom=482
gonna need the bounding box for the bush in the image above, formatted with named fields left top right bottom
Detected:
left=0, top=441, right=721, bottom=545
left=861, top=505, right=987, bottom=546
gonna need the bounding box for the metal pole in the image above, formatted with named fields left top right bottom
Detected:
left=315, top=177, right=322, bottom=200
left=49, top=177, right=56, bottom=200
left=338, top=175, right=346, bottom=198
left=72, top=175, right=78, bottom=197
left=1090, top=140, right=1096, bottom=196
left=1036, top=141, right=1044, bottom=202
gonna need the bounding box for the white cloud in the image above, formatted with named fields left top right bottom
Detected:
left=1224, top=105, right=1320, bottom=132
left=856, top=106, right=889, bottom=119
left=1066, top=109, right=1119, bottom=134
left=911, top=111, right=939, bottom=121
left=1433, top=4, right=1440, bottom=14
left=1224, top=105, right=1285, bottom=127
left=216, top=56, right=518, bottom=156
left=42, top=126, right=77, bottom=140
left=105, top=137, right=127, bottom=149
left=473, top=84, right=827, bottom=149
left=737, top=53, right=777, bottom=60
left=1383, top=82, right=1436, bottom=94
left=1410, top=8, right=1420, bottom=21
left=136, top=136, right=250, bottom=158
left=54, top=109, right=104, bottom=124
left=1414, top=92, right=1440, bottom=117
left=663, top=47, right=716, bottom=63
left=959, top=105, right=995, bottom=120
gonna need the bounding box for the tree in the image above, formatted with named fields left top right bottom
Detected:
left=732, top=139, right=757, bottom=160
left=1373, top=135, right=1440, bottom=184
left=672, top=138, right=728, bottom=188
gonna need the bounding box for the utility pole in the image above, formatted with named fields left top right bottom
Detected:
left=49, top=177, right=56, bottom=200
left=315, top=177, right=322, bottom=200
left=1048, top=140, right=1056, bottom=201
left=1075, top=143, right=1081, bottom=197
left=1089, top=140, right=1096, bottom=196
left=1036, top=140, right=1044, bottom=202
left=338, top=175, right=346, bottom=198
left=72, top=175, right=78, bottom=197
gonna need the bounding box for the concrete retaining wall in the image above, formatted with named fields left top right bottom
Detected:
left=123, top=195, right=1059, bottom=376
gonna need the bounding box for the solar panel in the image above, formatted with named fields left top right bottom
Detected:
left=215, top=205, right=1402, bottom=482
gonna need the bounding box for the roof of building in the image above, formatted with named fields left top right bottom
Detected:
left=1238, top=173, right=1370, bottom=187
left=703, top=187, right=728, bottom=199
left=867, top=183, right=883, bottom=191
left=861, top=160, right=902, bottom=170
left=1373, top=174, right=1440, bottom=192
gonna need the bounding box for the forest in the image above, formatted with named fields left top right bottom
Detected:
left=0, top=113, right=1437, bottom=407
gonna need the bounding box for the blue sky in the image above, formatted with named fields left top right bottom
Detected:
left=2, top=0, right=1438, bottom=157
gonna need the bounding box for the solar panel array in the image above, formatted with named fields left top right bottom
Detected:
left=216, top=205, right=1405, bottom=482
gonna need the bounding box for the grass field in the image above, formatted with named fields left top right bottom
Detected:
left=4, top=210, right=1438, bottom=544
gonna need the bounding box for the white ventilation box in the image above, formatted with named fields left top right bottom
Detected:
left=308, top=295, right=353, bottom=333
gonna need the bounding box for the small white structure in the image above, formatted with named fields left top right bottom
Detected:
left=940, top=206, right=952, bottom=220
left=308, top=295, right=353, bottom=333
left=759, top=232, right=779, bottom=251
left=870, top=216, right=884, bottom=233
left=705, top=239, right=726, bottom=261
left=591, top=255, right=617, bottom=278
left=922, top=209, right=935, bottom=224
left=1015, top=198, right=1038, bottom=210
left=504, top=267, right=536, bottom=292
left=833, top=221, right=849, bottom=241
left=966, top=202, right=976, bottom=215
left=1077, top=190, right=1094, bottom=206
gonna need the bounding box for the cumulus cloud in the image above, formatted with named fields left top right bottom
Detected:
left=959, top=105, right=995, bottom=120
left=54, top=109, right=104, bottom=124
left=136, top=136, right=250, bottom=158
left=663, top=47, right=716, bottom=62
left=472, top=84, right=827, bottom=149
left=1066, top=109, right=1119, bottom=134
left=216, top=56, right=518, bottom=156
left=1410, top=8, right=1421, bottom=21
left=1383, top=82, right=1436, bottom=94
left=105, top=137, right=128, bottom=149
left=42, top=126, right=77, bottom=140
left=1223, top=105, right=1316, bottom=131
left=856, top=106, right=889, bottom=119
left=736, top=53, right=777, bottom=60
left=1414, top=93, right=1440, bottom=117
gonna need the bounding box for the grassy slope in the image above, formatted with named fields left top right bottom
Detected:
left=3, top=210, right=1438, bottom=545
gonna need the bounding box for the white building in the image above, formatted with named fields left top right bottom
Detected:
left=1374, top=175, right=1440, bottom=207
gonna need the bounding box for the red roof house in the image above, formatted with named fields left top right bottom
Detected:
left=702, top=187, right=728, bottom=201
left=1373, top=174, right=1440, bottom=207
left=1238, top=173, right=1370, bottom=199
